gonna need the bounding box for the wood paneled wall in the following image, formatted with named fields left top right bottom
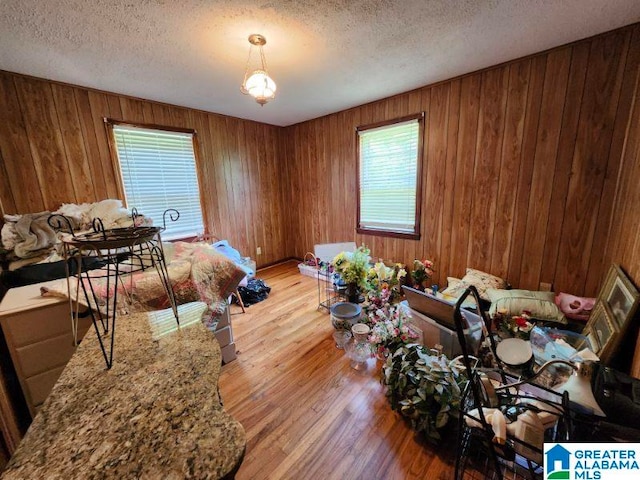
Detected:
left=283, top=24, right=640, bottom=297
left=0, top=72, right=288, bottom=267
left=604, top=42, right=640, bottom=376
left=1, top=24, right=640, bottom=294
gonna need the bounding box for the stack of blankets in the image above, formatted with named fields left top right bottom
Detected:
left=1, top=199, right=148, bottom=269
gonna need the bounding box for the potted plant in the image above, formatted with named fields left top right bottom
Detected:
left=381, top=343, right=465, bottom=442
left=331, top=245, right=370, bottom=302
left=410, top=259, right=435, bottom=290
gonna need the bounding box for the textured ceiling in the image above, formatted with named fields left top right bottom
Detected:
left=1, top=0, right=639, bottom=126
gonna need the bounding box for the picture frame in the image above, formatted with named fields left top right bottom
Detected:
left=587, top=264, right=640, bottom=363
left=583, top=302, right=616, bottom=357
left=600, top=265, right=640, bottom=330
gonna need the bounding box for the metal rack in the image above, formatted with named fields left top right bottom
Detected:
left=452, top=286, right=572, bottom=480
left=48, top=209, right=180, bottom=369
left=317, top=269, right=348, bottom=311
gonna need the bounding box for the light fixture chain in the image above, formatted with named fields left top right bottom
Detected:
left=259, top=44, right=268, bottom=72
left=242, top=44, right=254, bottom=87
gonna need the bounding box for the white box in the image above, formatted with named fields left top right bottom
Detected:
left=313, top=242, right=357, bottom=263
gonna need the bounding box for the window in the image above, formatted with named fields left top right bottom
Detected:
left=357, top=113, right=424, bottom=239
left=108, top=121, right=205, bottom=240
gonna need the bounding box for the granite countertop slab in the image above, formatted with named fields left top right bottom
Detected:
left=1, top=302, right=245, bottom=479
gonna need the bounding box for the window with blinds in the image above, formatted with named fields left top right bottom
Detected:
left=110, top=123, right=204, bottom=240
left=357, top=114, right=423, bottom=238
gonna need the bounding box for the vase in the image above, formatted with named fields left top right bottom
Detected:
left=346, top=282, right=359, bottom=303
left=330, top=302, right=362, bottom=331
left=332, top=330, right=352, bottom=349
left=346, top=323, right=372, bottom=370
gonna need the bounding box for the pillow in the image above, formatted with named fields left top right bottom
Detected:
left=440, top=277, right=482, bottom=310
left=441, top=277, right=466, bottom=299
left=555, top=292, right=595, bottom=322
left=487, top=289, right=566, bottom=324
left=460, top=268, right=507, bottom=301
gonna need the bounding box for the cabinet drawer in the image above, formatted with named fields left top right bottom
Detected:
left=24, top=365, right=66, bottom=408
left=214, top=326, right=232, bottom=347
left=14, top=328, right=85, bottom=378
left=1, top=303, right=79, bottom=347
left=216, top=309, right=230, bottom=330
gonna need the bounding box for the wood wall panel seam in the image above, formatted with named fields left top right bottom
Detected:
left=0, top=149, right=17, bottom=216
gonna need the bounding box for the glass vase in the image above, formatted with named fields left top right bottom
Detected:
left=332, top=330, right=352, bottom=349
left=346, top=323, right=372, bottom=370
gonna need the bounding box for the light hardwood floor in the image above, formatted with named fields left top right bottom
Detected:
left=219, top=261, right=458, bottom=480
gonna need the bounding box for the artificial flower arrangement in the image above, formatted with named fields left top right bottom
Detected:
left=365, top=305, right=419, bottom=358
left=331, top=245, right=371, bottom=288
left=366, top=261, right=407, bottom=302
left=410, top=259, right=435, bottom=289
left=493, top=308, right=535, bottom=340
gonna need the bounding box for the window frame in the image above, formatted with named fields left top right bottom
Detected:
left=355, top=112, right=425, bottom=240
left=104, top=118, right=209, bottom=240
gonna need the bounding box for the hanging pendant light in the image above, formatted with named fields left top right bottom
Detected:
left=240, top=34, right=277, bottom=106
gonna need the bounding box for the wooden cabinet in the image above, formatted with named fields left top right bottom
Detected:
left=0, top=282, right=91, bottom=418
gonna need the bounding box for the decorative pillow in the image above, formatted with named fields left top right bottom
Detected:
left=441, top=277, right=466, bottom=299
left=487, top=289, right=566, bottom=324
left=460, top=268, right=507, bottom=301
left=555, top=292, right=595, bottom=322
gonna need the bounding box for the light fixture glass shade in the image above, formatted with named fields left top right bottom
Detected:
left=241, top=34, right=276, bottom=106
left=243, top=70, right=276, bottom=105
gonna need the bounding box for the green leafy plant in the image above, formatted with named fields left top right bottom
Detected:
left=331, top=245, right=370, bottom=288
left=381, top=343, right=466, bottom=442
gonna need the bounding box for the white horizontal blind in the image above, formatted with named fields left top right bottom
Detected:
left=358, top=118, right=420, bottom=233
left=112, top=124, right=204, bottom=240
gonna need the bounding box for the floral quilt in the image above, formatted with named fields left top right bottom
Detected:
left=42, top=242, right=246, bottom=330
